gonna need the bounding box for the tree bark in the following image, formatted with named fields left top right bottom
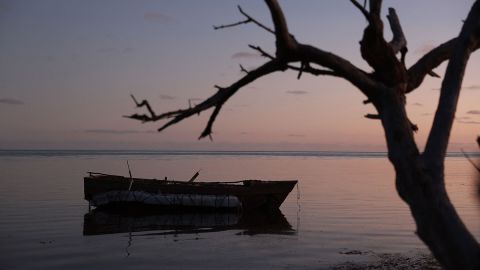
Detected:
left=377, top=88, right=480, bottom=269
left=377, top=3, right=480, bottom=267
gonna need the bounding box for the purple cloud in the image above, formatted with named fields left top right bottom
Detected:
left=288, top=134, right=306, bottom=138
left=85, top=129, right=140, bottom=135
left=160, top=94, right=176, bottom=100
left=466, top=110, right=480, bottom=115
left=414, top=42, right=436, bottom=55
left=231, top=52, right=262, bottom=59
left=0, top=98, right=24, bottom=105
left=456, top=119, right=480, bottom=124
left=432, top=85, right=480, bottom=91
left=463, top=85, right=480, bottom=90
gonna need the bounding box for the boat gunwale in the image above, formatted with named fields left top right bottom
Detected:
left=86, top=172, right=298, bottom=185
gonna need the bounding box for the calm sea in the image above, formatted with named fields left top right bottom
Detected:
left=1, top=150, right=479, bottom=269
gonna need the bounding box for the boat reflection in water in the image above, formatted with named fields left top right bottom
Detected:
left=83, top=209, right=295, bottom=236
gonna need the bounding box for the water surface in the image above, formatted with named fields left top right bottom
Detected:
left=1, top=151, right=479, bottom=269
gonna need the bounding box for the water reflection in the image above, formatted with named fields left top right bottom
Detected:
left=83, top=209, right=295, bottom=236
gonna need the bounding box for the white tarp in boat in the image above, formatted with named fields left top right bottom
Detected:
left=91, top=191, right=241, bottom=208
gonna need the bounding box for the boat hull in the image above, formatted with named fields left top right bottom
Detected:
left=84, top=173, right=297, bottom=211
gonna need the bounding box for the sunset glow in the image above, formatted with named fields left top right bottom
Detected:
left=1, top=0, right=479, bottom=151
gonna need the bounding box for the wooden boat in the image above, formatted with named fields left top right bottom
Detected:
left=84, top=172, right=297, bottom=211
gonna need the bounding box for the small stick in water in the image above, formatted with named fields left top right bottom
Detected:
left=188, top=170, right=201, bottom=182
left=461, top=149, right=480, bottom=172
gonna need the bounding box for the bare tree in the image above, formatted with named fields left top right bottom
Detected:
left=127, top=1, right=480, bottom=269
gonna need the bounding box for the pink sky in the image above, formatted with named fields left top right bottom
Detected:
left=0, top=0, right=479, bottom=151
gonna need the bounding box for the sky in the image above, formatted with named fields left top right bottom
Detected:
left=0, top=0, right=479, bottom=151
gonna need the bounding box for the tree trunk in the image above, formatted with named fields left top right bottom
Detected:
left=378, top=89, right=480, bottom=269
left=406, top=172, right=480, bottom=269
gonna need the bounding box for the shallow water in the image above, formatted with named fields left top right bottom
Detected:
left=0, top=151, right=479, bottom=269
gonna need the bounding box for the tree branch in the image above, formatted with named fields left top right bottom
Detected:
left=407, top=36, right=480, bottom=93
left=357, top=0, right=407, bottom=86
left=264, top=0, right=297, bottom=55
left=237, top=6, right=274, bottom=34
left=213, top=18, right=251, bottom=31
left=213, top=6, right=275, bottom=35
left=365, top=113, right=381, bottom=119
left=369, top=0, right=383, bottom=19
left=289, top=62, right=340, bottom=79
left=200, top=104, right=222, bottom=140
left=350, top=0, right=370, bottom=21
left=239, top=64, right=249, bottom=74
left=424, top=1, right=480, bottom=163
left=248, top=44, right=275, bottom=59
left=129, top=94, right=157, bottom=120
left=128, top=0, right=379, bottom=139
left=297, top=44, right=381, bottom=98
left=386, top=7, right=408, bottom=64
left=255, top=0, right=376, bottom=92
left=407, top=38, right=456, bottom=93
left=126, top=60, right=286, bottom=139
left=427, top=70, right=440, bottom=78
left=248, top=44, right=333, bottom=79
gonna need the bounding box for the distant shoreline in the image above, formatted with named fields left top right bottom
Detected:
left=0, top=149, right=478, bottom=158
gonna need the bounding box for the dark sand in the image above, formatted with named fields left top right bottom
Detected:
left=329, top=251, right=441, bottom=270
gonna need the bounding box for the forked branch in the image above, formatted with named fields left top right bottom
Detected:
left=129, top=94, right=157, bottom=120
left=213, top=5, right=274, bottom=35
left=296, top=44, right=381, bottom=97
left=386, top=8, right=408, bottom=64
left=386, top=8, right=406, bottom=54
left=248, top=45, right=342, bottom=79
left=127, top=60, right=286, bottom=139
left=265, top=0, right=297, bottom=54
left=407, top=39, right=456, bottom=93
left=127, top=0, right=380, bottom=139
left=407, top=37, right=480, bottom=93
left=355, top=0, right=408, bottom=86
left=424, top=1, right=480, bottom=162
left=350, top=0, right=370, bottom=21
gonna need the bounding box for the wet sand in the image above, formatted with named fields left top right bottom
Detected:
left=329, top=251, right=441, bottom=270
